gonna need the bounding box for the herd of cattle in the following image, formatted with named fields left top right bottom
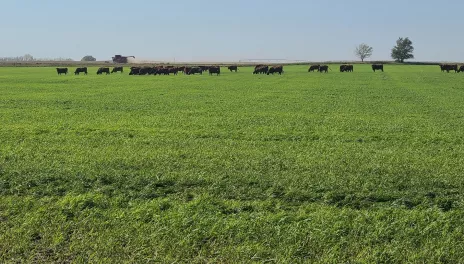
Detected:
left=440, top=64, right=464, bottom=73
left=56, top=66, right=237, bottom=76
left=55, top=64, right=464, bottom=76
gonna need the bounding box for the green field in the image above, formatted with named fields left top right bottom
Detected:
left=1, top=65, right=464, bottom=263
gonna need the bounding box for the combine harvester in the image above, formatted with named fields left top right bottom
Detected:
left=112, top=55, right=135, bottom=64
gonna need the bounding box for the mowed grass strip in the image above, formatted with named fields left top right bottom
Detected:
left=1, top=65, right=464, bottom=263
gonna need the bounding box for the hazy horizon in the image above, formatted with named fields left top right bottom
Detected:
left=2, top=0, right=463, bottom=62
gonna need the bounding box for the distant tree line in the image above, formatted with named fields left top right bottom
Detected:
left=1, top=39, right=417, bottom=63
left=0, top=54, right=74, bottom=62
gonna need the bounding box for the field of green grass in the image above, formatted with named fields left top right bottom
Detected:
left=1, top=65, right=464, bottom=263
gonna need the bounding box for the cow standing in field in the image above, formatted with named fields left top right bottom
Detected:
left=187, top=67, right=203, bottom=75
left=319, top=65, right=329, bottom=73
left=74, top=67, right=88, bottom=75
left=157, top=68, right=170, bottom=75
left=458, top=65, right=464, bottom=73
left=168, top=67, right=179, bottom=75
left=129, top=67, right=141, bottom=75
left=97, top=67, right=110, bottom=75
left=209, top=66, right=221, bottom=76
left=340, top=65, right=353, bottom=72
left=372, top=64, right=384, bottom=72
left=308, top=65, right=320, bottom=72
left=140, top=67, right=155, bottom=75
left=228, top=65, right=238, bottom=72
left=439, top=64, right=445, bottom=72
left=267, top=65, right=284, bottom=75
left=253, top=65, right=268, bottom=74
left=440, top=64, right=458, bottom=73
left=111, top=67, right=123, bottom=73
left=56, top=68, right=68, bottom=75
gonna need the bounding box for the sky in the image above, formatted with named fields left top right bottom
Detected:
left=1, top=0, right=463, bottom=62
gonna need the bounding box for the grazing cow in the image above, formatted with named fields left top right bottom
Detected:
left=129, top=67, right=141, bottom=75
left=439, top=64, right=445, bottom=72
left=253, top=65, right=268, bottom=74
left=187, top=67, right=203, bottom=75
left=319, top=65, right=329, bottom=73
left=156, top=68, right=170, bottom=75
left=340, top=64, right=353, bottom=72
left=458, top=65, right=464, bottom=73
left=111, top=67, right=123, bottom=73
left=254, top=65, right=264, bottom=73
left=138, top=67, right=155, bottom=75
left=74, top=67, right=88, bottom=75
left=267, top=65, right=283, bottom=75
left=168, top=67, right=178, bottom=75
left=372, top=64, right=384, bottom=72
left=56, top=68, right=68, bottom=75
left=308, top=65, right=320, bottom=72
left=228, top=65, right=238, bottom=72
left=440, top=64, right=458, bottom=73
left=96, top=67, right=110, bottom=75
left=209, top=66, right=221, bottom=76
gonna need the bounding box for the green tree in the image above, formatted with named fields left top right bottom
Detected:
left=81, top=55, right=96, bottom=62
left=391, top=37, right=414, bottom=63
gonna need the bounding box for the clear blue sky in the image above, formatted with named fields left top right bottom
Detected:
left=1, top=0, right=462, bottom=62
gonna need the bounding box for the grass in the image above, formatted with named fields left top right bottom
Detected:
left=1, top=65, right=464, bottom=263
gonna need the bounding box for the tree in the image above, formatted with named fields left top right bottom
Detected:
left=81, top=55, right=96, bottom=62
left=355, top=43, right=373, bottom=62
left=23, top=54, right=35, bottom=61
left=391, top=37, right=414, bottom=63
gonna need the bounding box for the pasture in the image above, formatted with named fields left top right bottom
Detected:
left=1, top=65, right=464, bottom=263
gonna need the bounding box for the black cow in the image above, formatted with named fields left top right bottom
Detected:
left=253, top=65, right=268, bottom=74
left=129, top=67, right=141, bottom=75
left=156, top=68, right=170, bottom=75
left=97, top=67, right=110, bottom=75
left=340, top=65, right=353, bottom=72
left=319, top=65, right=329, bottom=73
left=209, top=66, right=221, bottom=76
left=440, top=64, right=458, bottom=73
left=56, top=68, right=68, bottom=75
left=168, top=67, right=179, bottom=75
left=458, top=65, right=464, bottom=73
left=138, top=67, right=155, bottom=75
left=372, top=64, right=384, bottom=72
left=228, top=65, right=238, bottom=72
left=187, top=67, right=203, bottom=75
left=111, top=67, right=123, bottom=73
left=308, top=65, right=320, bottom=72
left=74, top=67, right=87, bottom=75
left=199, top=66, right=210, bottom=72
left=267, top=65, right=283, bottom=75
